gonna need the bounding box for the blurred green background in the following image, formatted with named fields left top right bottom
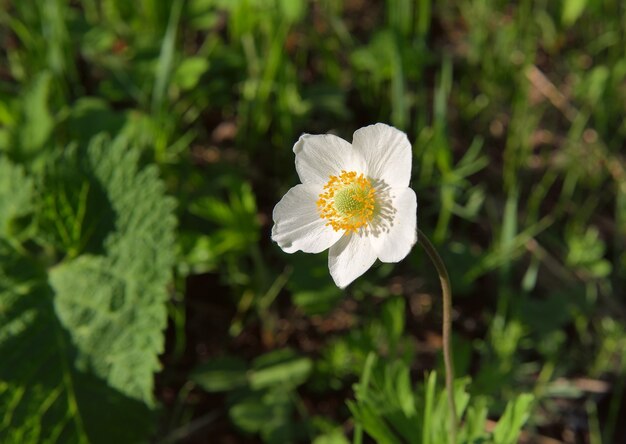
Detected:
left=0, top=0, right=625, bottom=442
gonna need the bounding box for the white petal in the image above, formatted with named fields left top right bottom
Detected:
left=371, top=188, right=417, bottom=262
left=271, top=184, right=342, bottom=254
left=352, top=123, right=412, bottom=187
left=328, top=234, right=377, bottom=289
left=294, top=133, right=365, bottom=185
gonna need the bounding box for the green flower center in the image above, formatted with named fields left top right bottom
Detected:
left=316, top=171, right=376, bottom=233
left=334, top=184, right=370, bottom=216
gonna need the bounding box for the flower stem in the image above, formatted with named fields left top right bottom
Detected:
left=417, top=228, right=457, bottom=442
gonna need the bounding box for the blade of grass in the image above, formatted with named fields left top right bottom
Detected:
left=353, top=353, right=377, bottom=444
left=422, top=371, right=437, bottom=444
left=416, top=0, right=431, bottom=37
left=152, top=0, right=184, bottom=115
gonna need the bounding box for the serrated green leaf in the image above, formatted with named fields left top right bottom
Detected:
left=0, top=136, right=176, bottom=442
left=0, top=283, right=154, bottom=444
left=48, top=136, right=177, bottom=403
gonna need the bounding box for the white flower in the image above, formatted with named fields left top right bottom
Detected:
left=271, top=123, right=418, bottom=289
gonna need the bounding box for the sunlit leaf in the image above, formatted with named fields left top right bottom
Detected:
left=492, top=394, right=535, bottom=444
left=562, top=0, right=589, bottom=26
left=173, top=57, right=210, bottom=91
left=0, top=136, right=176, bottom=442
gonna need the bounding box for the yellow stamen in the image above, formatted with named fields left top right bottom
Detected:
left=316, top=170, right=376, bottom=233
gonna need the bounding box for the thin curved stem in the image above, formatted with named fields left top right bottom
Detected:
left=417, top=228, right=457, bottom=443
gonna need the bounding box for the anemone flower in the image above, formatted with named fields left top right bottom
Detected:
left=271, top=123, right=417, bottom=288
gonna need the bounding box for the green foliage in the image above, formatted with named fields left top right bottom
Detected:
left=1, top=0, right=625, bottom=442
left=250, top=348, right=313, bottom=390
left=566, top=226, right=612, bottom=278
left=562, top=0, right=590, bottom=26
left=0, top=159, right=33, bottom=239
left=0, top=137, right=176, bottom=442
left=0, top=72, right=56, bottom=161
left=190, top=182, right=259, bottom=256
left=349, top=354, right=534, bottom=444
left=491, top=394, right=534, bottom=444
left=191, top=356, right=248, bottom=392
left=193, top=349, right=313, bottom=443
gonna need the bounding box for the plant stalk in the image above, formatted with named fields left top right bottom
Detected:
left=417, top=228, right=457, bottom=442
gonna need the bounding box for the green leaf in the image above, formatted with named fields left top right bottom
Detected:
left=277, top=0, right=305, bottom=23
left=0, top=283, right=154, bottom=444
left=16, top=72, right=55, bottom=160
left=381, top=296, right=405, bottom=348
left=191, top=356, right=249, bottom=392
left=0, top=157, right=33, bottom=239
left=422, top=371, right=437, bottom=444
left=189, top=181, right=259, bottom=257
left=173, top=57, right=210, bottom=91
left=313, top=429, right=350, bottom=444
left=562, top=0, right=589, bottom=26
left=0, top=136, right=177, bottom=442
left=229, top=387, right=292, bottom=436
left=433, top=378, right=472, bottom=444
left=492, top=394, right=534, bottom=444
left=186, top=0, right=221, bottom=29
left=249, top=348, right=312, bottom=390
left=66, top=98, right=128, bottom=146
left=583, top=66, right=610, bottom=106
left=152, top=0, right=184, bottom=113
left=462, top=396, right=489, bottom=442
left=566, top=226, right=612, bottom=278
left=53, top=136, right=176, bottom=403
left=292, top=286, right=343, bottom=316
left=348, top=401, right=402, bottom=444
left=229, top=394, right=272, bottom=434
